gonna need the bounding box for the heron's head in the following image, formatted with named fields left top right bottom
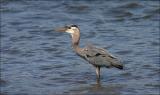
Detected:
left=55, top=25, right=80, bottom=36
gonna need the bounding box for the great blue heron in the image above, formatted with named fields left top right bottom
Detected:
left=55, top=24, right=123, bottom=80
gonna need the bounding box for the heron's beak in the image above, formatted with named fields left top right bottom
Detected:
left=55, top=27, right=67, bottom=32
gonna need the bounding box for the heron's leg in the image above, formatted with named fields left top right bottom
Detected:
left=96, top=66, right=100, bottom=79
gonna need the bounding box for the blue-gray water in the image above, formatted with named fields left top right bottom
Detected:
left=1, top=0, right=160, bottom=95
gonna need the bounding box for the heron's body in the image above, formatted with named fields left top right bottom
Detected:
left=76, top=45, right=123, bottom=69
left=56, top=25, right=123, bottom=80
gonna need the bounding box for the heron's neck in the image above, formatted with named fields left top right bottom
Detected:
left=71, top=33, right=81, bottom=52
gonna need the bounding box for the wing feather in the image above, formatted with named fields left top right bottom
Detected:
left=81, top=45, right=122, bottom=68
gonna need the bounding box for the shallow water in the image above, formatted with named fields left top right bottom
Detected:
left=1, top=0, right=160, bottom=95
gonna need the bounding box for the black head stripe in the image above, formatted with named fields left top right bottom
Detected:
left=71, top=25, right=78, bottom=28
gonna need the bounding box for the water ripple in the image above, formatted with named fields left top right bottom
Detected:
left=1, top=0, right=159, bottom=95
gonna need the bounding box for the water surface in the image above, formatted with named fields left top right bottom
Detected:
left=1, top=0, right=160, bottom=95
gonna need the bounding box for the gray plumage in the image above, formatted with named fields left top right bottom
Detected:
left=77, top=44, right=123, bottom=69
left=56, top=24, right=123, bottom=80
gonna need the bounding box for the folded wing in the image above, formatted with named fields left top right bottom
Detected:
left=81, top=45, right=123, bottom=69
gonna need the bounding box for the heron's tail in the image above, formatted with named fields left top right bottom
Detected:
left=111, top=63, right=123, bottom=70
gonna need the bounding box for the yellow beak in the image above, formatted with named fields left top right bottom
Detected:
left=55, top=26, right=67, bottom=32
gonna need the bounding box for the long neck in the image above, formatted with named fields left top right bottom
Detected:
left=71, top=32, right=81, bottom=52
